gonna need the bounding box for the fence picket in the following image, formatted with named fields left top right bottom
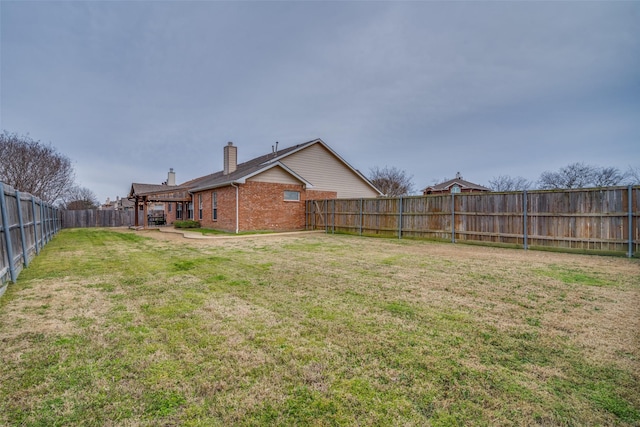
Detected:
left=306, top=187, right=639, bottom=256
left=0, top=182, right=61, bottom=296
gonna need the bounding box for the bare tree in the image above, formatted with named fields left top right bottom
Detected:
left=0, top=131, right=75, bottom=203
left=538, top=162, right=596, bottom=189
left=591, top=166, right=625, bottom=187
left=625, top=166, right=640, bottom=184
left=369, top=166, right=414, bottom=196
left=63, top=185, right=99, bottom=210
left=488, top=175, right=532, bottom=192
left=539, top=162, right=626, bottom=189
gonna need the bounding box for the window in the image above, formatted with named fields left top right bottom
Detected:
left=451, top=185, right=461, bottom=194
left=168, top=203, right=172, bottom=213
left=212, top=192, right=218, bottom=221
left=284, top=190, right=300, bottom=201
left=176, top=203, right=183, bottom=219
left=188, top=202, right=193, bottom=220
left=198, top=194, right=203, bottom=220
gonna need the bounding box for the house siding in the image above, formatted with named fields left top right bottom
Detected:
left=280, top=143, right=378, bottom=199
left=247, top=166, right=302, bottom=185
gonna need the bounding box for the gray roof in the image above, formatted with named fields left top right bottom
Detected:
left=128, top=183, right=191, bottom=201
left=188, top=138, right=365, bottom=193
left=129, top=138, right=382, bottom=198
left=423, top=176, right=491, bottom=192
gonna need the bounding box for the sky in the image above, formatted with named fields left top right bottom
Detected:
left=1, top=1, right=639, bottom=203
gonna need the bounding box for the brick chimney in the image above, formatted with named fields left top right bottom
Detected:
left=167, top=168, right=176, bottom=186
left=223, top=142, right=237, bottom=175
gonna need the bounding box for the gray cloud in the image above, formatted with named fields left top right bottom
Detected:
left=2, top=1, right=638, bottom=201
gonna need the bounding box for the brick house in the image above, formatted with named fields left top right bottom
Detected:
left=422, top=172, right=491, bottom=195
left=129, top=139, right=381, bottom=231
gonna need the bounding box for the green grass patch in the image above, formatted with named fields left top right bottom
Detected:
left=0, top=228, right=638, bottom=426
left=537, top=265, right=616, bottom=287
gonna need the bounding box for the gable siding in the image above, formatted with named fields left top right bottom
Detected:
left=281, top=143, right=378, bottom=198
left=247, top=166, right=302, bottom=185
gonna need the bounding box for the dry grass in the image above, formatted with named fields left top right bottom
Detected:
left=0, top=228, right=638, bottom=426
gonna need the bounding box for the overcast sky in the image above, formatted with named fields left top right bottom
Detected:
left=2, top=1, right=639, bottom=202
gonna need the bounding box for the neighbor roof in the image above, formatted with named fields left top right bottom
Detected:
left=423, top=175, right=491, bottom=193
left=128, top=183, right=191, bottom=201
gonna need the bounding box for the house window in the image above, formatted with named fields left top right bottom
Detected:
left=176, top=203, right=183, bottom=219
left=284, top=190, right=300, bottom=201
left=212, top=192, right=218, bottom=221
left=188, top=202, right=193, bottom=220
left=451, top=185, right=461, bottom=194
left=168, top=203, right=172, bottom=213
left=198, top=194, right=203, bottom=220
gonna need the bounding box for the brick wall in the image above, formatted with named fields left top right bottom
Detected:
left=195, top=187, right=235, bottom=231
left=193, top=182, right=337, bottom=232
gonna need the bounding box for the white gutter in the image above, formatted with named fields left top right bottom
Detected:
left=231, top=183, right=239, bottom=234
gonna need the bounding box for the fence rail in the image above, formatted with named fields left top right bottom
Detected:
left=0, top=182, right=61, bottom=296
left=61, top=209, right=135, bottom=228
left=306, top=186, right=639, bottom=257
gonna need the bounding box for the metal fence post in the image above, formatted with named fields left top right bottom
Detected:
left=451, top=192, right=456, bottom=243
left=359, top=198, right=363, bottom=236
left=43, top=204, right=48, bottom=243
left=0, top=183, right=17, bottom=283
left=523, top=190, right=528, bottom=251
left=332, top=199, right=335, bottom=234
left=398, top=196, right=403, bottom=239
left=31, top=196, right=40, bottom=255
left=324, top=200, right=328, bottom=234
left=15, top=191, right=29, bottom=267
left=39, top=202, right=45, bottom=248
left=45, top=205, right=51, bottom=241
left=629, top=185, right=634, bottom=258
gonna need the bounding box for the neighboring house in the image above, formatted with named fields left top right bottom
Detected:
left=100, top=196, right=135, bottom=211
left=128, top=139, right=382, bottom=231
left=422, top=172, right=491, bottom=195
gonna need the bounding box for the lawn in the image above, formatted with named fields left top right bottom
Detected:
left=1, top=228, right=638, bottom=426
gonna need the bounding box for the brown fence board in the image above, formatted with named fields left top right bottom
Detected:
left=1, top=182, right=61, bottom=295
left=61, top=210, right=135, bottom=228
left=306, top=186, right=640, bottom=256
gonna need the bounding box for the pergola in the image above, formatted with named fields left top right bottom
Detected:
left=128, top=183, right=192, bottom=228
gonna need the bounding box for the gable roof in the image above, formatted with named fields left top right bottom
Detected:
left=423, top=174, right=491, bottom=193
left=128, top=183, right=191, bottom=201
left=188, top=138, right=381, bottom=195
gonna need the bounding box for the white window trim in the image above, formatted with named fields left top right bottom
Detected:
left=284, top=190, right=300, bottom=202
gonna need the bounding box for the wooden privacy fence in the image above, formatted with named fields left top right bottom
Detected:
left=61, top=209, right=135, bottom=228
left=306, top=186, right=640, bottom=257
left=0, top=182, right=61, bottom=296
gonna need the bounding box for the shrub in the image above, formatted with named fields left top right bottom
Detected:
left=174, top=220, right=201, bottom=229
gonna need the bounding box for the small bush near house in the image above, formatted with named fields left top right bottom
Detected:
left=174, top=220, right=201, bottom=229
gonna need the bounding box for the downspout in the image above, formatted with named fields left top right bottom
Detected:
left=231, top=183, right=239, bottom=234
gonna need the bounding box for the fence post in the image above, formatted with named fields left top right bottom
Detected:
left=359, top=198, right=363, bottom=236
left=523, top=190, right=528, bottom=251
left=40, top=203, right=45, bottom=247
left=15, top=191, right=29, bottom=267
left=451, top=192, right=456, bottom=243
left=332, top=199, right=335, bottom=234
left=43, top=204, right=48, bottom=243
left=629, top=185, right=634, bottom=258
left=398, top=196, right=403, bottom=239
left=31, top=196, right=40, bottom=255
left=0, top=183, right=17, bottom=283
